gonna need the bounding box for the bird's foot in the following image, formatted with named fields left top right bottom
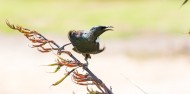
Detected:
left=84, top=59, right=89, bottom=67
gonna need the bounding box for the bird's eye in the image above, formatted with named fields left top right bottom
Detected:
left=90, top=27, right=95, bottom=31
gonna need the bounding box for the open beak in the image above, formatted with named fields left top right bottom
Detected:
left=91, top=26, right=114, bottom=39
left=103, top=26, right=114, bottom=31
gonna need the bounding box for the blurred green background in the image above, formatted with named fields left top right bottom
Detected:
left=0, top=0, right=190, bottom=39
left=1, top=1, right=190, bottom=94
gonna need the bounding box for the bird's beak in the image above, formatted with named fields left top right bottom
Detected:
left=104, top=26, right=114, bottom=31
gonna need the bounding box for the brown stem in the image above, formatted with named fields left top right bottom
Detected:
left=83, top=66, right=113, bottom=94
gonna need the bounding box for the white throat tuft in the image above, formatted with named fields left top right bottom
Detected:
left=95, top=37, right=100, bottom=43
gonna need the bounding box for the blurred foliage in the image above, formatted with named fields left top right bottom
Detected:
left=0, top=0, right=190, bottom=39
left=181, top=0, right=189, bottom=6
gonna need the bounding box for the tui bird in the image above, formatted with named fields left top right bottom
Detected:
left=68, top=26, right=113, bottom=62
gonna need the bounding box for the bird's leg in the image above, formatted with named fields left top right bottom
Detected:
left=57, top=43, right=71, bottom=54
left=83, top=54, right=91, bottom=66
left=84, top=58, right=89, bottom=66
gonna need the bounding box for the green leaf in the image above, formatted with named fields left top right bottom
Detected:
left=58, top=55, right=65, bottom=61
left=54, top=66, right=61, bottom=73
left=52, top=68, right=77, bottom=86
left=47, top=63, right=59, bottom=66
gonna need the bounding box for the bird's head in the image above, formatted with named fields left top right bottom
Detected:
left=88, top=26, right=113, bottom=41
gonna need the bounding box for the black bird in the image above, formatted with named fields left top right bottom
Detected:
left=68, top=26, right=113, bottom=62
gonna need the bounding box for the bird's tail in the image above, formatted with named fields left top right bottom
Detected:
left=94, top=46, right=106, bottom=54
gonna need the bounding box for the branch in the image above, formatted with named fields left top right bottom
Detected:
left=181, top=0, right=189, bottom=7
left=6, top=20, right=113, bottom=94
